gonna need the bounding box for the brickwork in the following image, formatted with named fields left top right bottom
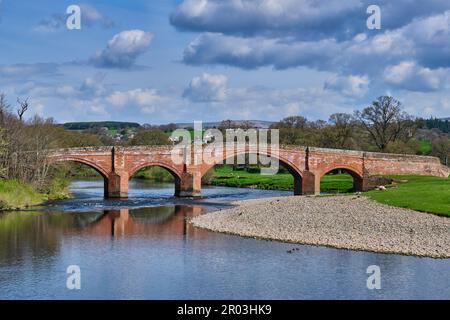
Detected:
left=48, top=145, right=450, bottom=197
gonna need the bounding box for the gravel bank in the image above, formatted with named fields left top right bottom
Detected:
left=191, top=196, right=450, bottom=258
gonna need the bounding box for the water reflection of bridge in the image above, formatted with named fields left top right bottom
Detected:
left=67, top=206, right=209, bottom=238
left=0, top=205, right=212, bottom=265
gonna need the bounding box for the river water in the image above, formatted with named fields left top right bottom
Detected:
left=0, top=179, right=449, bottom=299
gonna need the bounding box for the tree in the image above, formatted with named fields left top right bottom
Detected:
left=274, top=116, right=307, bottom=130
left=431, top=136, right=450, bottom=166
left=354, top=96, right=414, bottom=151
left=0, top=127, right=7, bottom=178
left=328, top=113, right=355, bottom=148
left=16, top=97, right=29, bottom=121
left=129, top=129, right=169, bottom=146
left=218, top=120, right=238, bottom=131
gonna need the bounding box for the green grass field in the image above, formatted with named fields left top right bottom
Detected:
left=419, top=140, right=432, bottom=154
left=366, top=175, right=450, bottom=217
left=209, top=166, right=354, bottom=193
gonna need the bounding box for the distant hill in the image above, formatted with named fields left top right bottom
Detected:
left=63, top=121, right=141, bottom=131
left=62, top=120, right=275, bottom=131
left=174, top=120, right=274, bottom=129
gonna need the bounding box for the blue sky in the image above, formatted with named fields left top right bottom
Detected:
left=0, top=0, right=449, bottom=124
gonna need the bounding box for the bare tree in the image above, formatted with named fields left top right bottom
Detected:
left=328, top=113, right=355, bottom=148
left=16, top=97, right=29, bottom=121
left=354, top=96, right=415, bottom=151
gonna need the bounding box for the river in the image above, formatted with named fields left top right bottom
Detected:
left=0, top=179, right=449, bottom=299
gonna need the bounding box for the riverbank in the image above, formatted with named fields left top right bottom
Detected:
left=209, top=166, right=355, bottom=193
left=366, top=175, right=450, bottom=217
left=191, top=195, right=450, bottom=258
left=0, top=179, right=70, bottom=210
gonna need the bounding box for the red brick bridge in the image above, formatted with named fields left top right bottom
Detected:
left=47, top=145, right=449, bottom=198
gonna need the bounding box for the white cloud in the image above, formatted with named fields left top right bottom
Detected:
left=183, top=73, right=228, bottom=102
left=0, top=63, right=59, bottom=79
left=107, top=88, right=165, bottom=113
left=324, top=74, right=370, bottom=97
left=35, top=4, right=115, bottom=32
left=90, top=30, right=154, bottom=68
left=16, top=74, right=107, bottom=99
left=171, top=0, right=450, bottom=40
left=180, top=10, right=450, bottom=93
left=80, top=73, right=107, bottom=96
left=183, top=33, right=340, bottom=70
left=384, top=61, right=447, bottom=91
left=72, top=99, right=109, bottom=118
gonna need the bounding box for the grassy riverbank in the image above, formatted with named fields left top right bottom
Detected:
left=366, top=175, right=450, bottom=217
left=0, top=180, right=46, bottom=210
left=209, top=166, right=354, bottom=193
left=0, top=179, right=70, bottom=210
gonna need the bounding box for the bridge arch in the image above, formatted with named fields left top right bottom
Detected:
left=128, top=162, right=183, bottom=181
left=128, top=162, right=184, bottom=196
left=200, top=150, right=304, bottom=195
left=48, top=157, right=109, bottom=179
left=319, top=165, right=364, bottom=193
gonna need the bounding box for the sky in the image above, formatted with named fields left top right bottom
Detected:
left=0, top=0, right=449, bottom=124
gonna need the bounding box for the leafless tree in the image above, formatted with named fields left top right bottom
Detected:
left=16, top=97, right=29, bottom=121
left=328, top=113, right=356, bottom=149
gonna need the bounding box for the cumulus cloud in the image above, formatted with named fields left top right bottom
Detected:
left=183, top=73, right=228, bottom=102
left=324, top=74, right=370, bottom=97
left=17, top=74, right=107, bottom=99
left=180, top=10, right=450, bottom=93
left=183, top=33, right=340, bottom=70
left=171, top=0, right=363, bottom=40
left=90, top=30, right=154, bottom=68
left=384, top=61, right=448, bottom=92
left=35, top=4, right=115, bottom=32
left=221, top=86, right=351, bottom=120
left=171, top=0, right=450, bottom=40
left=80, top=73, right=107, bottom=96
left=72, top=99, right=110, bottom=118
left=107, top=88, right=165, bottom=113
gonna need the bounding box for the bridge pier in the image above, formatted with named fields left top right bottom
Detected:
left=105, top=172, right=129, bottom=198
left=176, top=172, right=202, bottom=198
left=302, top=171, right=320, bottom=195
left=359, top=175, right=371, bottom=192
